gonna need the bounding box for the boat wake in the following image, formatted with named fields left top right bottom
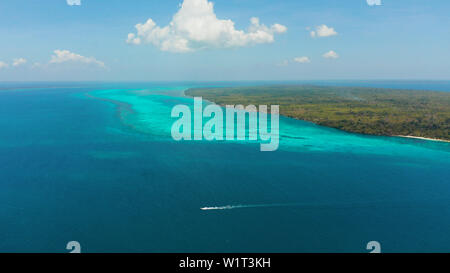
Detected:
left=200, top=203, right=301, bottom=210
left=199, top=199, right=447, bottom=211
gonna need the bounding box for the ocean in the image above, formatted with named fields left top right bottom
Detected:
left=0, top=81, right=449, bottom=253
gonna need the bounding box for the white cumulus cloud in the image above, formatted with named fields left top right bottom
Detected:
left=50, top=50, right=105, bottom=68
left=0, top=61, right=8, bottom=69
left=310, top=24, right=338, bottom=38
left=67, top=0, right=81, bottom=6
left=126, top=0, right=287, bottom=53
left=323, top=50, right=339, bottom=59
left=294, top=56, right=311, bottom=63
left=13, top=58, right=27, bottom=67
left=367, top=0, right=382, bottom=6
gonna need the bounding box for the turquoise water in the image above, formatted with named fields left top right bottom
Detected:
left=0, top=82, right=449, bottom=252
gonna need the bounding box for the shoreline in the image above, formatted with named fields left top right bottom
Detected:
left=394, top=135, right=450, bottom=143
left=185, top=90, right=450, bottom=143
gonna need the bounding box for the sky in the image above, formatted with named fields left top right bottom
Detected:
left=0, top=0, right=449, bottom=81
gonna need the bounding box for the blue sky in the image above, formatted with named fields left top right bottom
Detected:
left=0, top=0, right=449, bottom=81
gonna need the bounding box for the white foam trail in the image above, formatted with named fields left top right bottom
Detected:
left=201, top=205, right=244, bottom=210
left=200, top=200, right=437, bottom=211
left=200, top=203, right=298, bottom=210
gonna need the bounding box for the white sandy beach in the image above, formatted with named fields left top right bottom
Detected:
left=396, top=135, right=450, bottom=143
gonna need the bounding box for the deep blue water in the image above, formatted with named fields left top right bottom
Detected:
left=0, top=81, right=449, bottom=253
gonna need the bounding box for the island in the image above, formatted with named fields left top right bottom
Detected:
left=185, top=85, right=450, bottom=141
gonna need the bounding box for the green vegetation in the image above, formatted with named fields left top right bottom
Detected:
left=186, top=85, right=450, bottom=140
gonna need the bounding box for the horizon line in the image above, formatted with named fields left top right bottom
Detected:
left=1, top=79, right=450, bottom=83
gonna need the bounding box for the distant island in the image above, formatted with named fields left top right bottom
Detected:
left=186, top=85, right=450, bottom=141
